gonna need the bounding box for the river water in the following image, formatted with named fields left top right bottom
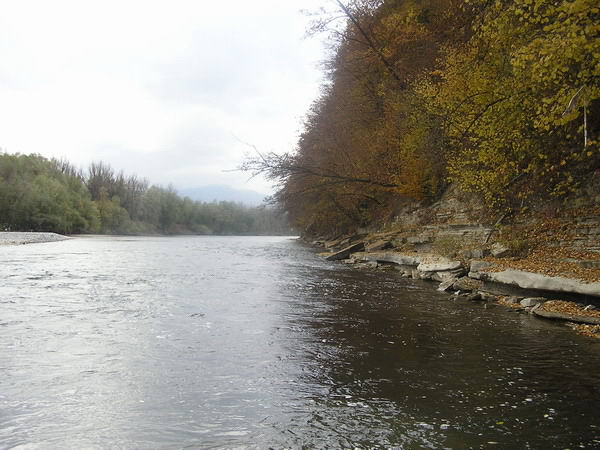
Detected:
left=1, top=235, right=599, bottom=449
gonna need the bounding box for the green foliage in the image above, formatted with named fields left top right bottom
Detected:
left=0, top=152, right=292, bottom=236
left=421, top=0, right=599, bottom=207
left=0, top=153, right=99, bottom=233
left=96, top=190, right=131, bottom=233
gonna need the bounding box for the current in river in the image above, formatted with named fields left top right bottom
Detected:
left=1, top=236, right=599, bottom=448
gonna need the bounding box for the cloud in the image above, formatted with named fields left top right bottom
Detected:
left=0, top=0, right=326, bottom=194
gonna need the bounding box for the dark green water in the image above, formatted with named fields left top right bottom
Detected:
left=1, top=236, right=598, bottom=448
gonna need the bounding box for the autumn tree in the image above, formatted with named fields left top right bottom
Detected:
left=246, top=0, right=469, bottom=236
left=419, top=0, right=599, bottom=208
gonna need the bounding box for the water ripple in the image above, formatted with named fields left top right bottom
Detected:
left=1, top=236, right=599, bottom=448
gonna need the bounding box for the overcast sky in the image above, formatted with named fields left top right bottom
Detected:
left=0, top=0, right=329, bottom=195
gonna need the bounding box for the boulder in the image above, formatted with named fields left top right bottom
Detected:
left=520, top=297, right=545, bottom=307
left=470, top=260, right=493, bottom=273
left=325, top=242, right=365, bottom=261
left=491, top=243, right=510, bottom=258
left=438, top=279, right=456, bottom=292
left=431, top=269, right=464, bottom=283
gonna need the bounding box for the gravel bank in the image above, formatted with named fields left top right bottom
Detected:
left=0, top=232, right=69, bottom=246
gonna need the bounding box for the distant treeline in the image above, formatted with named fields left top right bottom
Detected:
left=0, top=152, right=292, bottom=235
left=246, top=0, right=599, bottom=236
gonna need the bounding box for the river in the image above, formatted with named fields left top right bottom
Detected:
left=1, top=235, right=599, bottom=448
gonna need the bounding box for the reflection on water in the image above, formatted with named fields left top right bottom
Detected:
left=0, top=236, right=599, bottom=448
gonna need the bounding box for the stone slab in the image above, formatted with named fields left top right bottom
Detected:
left=481, top=270, right=600, bottom=298
left=325, top=242, right=365, bottom=261
left=361, top=251, right=420, bottom=266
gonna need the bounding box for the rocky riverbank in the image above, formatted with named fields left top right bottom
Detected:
left=306, top=180, right=600, bottom=338
left=0, top=232, right=70, bottom=246
left=310, top=232, right=600, bottom=339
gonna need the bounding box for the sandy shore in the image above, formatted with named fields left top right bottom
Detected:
left=0, top=232, right=69, bottom=246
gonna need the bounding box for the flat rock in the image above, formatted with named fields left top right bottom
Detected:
left=365, top=239, right=392, bottom=251
left=324, top=239, right=343, bottom=249
left=480, top=269, right=600, bottom=298
left=437, top=279, right=456, bottom=292
left=338, top=237, right=352, bottom=247
left=470, top=260, right=492, bottom=273
left=533, top=309, right=600, bottom=325
left=325, top=242, right=365, bottom=261
left=417, top=258, right=462, bottom=272
left=361, top=251, right=420, bottom=266
left=431, top=269, right=464, bottom=282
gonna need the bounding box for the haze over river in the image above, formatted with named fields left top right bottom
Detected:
left=1, top=236, right=599, bottom=448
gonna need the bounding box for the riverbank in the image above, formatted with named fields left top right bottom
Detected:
left=305, top=179, right=600, bottom=338
left=309, top=230, right=600, bottom=339
left=0, top=232, right=70, bottom=246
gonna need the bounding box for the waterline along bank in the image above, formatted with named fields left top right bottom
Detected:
left=310, top=231, right=600, bottom=339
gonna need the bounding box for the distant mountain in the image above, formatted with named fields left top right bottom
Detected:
left=179, top=185, right=268, bottom=206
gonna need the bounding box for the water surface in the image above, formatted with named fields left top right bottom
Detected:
left=1, top=236, right=599, bottom=448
